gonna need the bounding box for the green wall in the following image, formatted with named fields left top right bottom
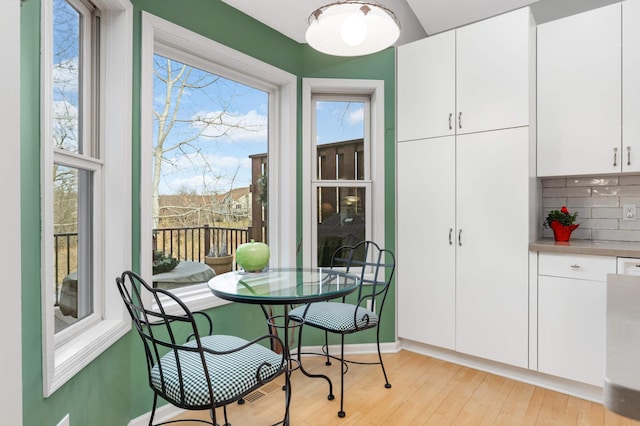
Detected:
left=21, top=0, right=396, bottom=423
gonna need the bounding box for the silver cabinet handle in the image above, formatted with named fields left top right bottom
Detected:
left=571, top=264, right=580, bottom=269
left=628, top=146, right=631, bottom=166
left=458, top=229, right=462, bottom=246
left=449, top=228, right=453, bottom=245
left=448, top=113, right=452, bottom=130
left=458, top=112, right=462, bottom=129
left=614, top=147, right=618, bottom=167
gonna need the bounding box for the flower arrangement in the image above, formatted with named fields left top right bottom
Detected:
left=543, top=206, right=578, bottom=229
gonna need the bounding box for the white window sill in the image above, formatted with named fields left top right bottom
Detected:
left=152, top=283, right=232, bottom=316
left=47, top=319, right=130, bottom=396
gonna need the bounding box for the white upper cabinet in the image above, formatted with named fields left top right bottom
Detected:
left=537, top=3, right=622, bottom=176
left=397, top=31, right=455, bottom=141
left=397, top=8, right=533, bottom=142
left=624, top=0, right=640, bottom=171
left=455, top=8, right=532, bottom=135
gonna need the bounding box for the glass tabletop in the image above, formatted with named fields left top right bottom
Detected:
left=207, top=268, right=360, bottom=305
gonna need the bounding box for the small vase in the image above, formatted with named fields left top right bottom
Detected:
left=550, top=221, right=580, bottom=242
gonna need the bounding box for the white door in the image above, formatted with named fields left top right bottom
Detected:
left=397, top=136, right=456, bottom=349
left=397, top=31, right=455, bottom=142
left=456, top=7, right=531, bottom=135
left=623, top=0, right=640, bottom=172
left=537, top=3, right=622, bottom=176
left=455, top=127, right=529, bottom=368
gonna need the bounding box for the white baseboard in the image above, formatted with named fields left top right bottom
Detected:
left=128, top=402, right=185, bottom=426
left=400, top=338, right=603, bottom=403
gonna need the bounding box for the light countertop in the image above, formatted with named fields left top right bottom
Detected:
left=529, top=239, right=640, bottom=258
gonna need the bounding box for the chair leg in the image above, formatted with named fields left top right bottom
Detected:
left=148, top=393, right=158, bottom=426
left=283, top=363, right=292, bottom=426
left=324, top=330, right=331, bottom=365
left=222, top=405, right=230, bottom=426
left=376, top=325, right=392, bottom=389
left=338, top=334, right=346, bottom=418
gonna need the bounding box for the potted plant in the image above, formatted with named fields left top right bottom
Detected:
left=152, top=251, right=180, bottom=275
left=544, top=206, right=579, bottom=242
left=204, top=242, right=234, bottom=275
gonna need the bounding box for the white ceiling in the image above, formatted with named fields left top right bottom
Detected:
left=219, top=0, right=621, bottom=47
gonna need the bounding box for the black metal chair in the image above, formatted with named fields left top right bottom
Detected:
left=116, top=270, right=288, bottom=426
left=289, top=240, right=396, bottom=418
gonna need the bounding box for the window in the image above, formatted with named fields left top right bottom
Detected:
left=150, top=53, right=269, bottom=295
left=42, top=0, right=132, bottom=396
left=140, top=13, right=296, bottom=312
left=312, top=97, right=370, bottom=265
left=51, top=0, right=100, bottom=336
left=302, top=79, right=386, bottom=268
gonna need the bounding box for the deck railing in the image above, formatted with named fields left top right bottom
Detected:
left=53, top=225, right=249, bottom=298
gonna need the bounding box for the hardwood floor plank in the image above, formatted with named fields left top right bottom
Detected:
left=167, top=350, right=640, bottom=425
left=494, top=381, right=537, bottom=425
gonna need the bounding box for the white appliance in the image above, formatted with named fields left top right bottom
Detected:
left=617, top=257, right=640, bottom=275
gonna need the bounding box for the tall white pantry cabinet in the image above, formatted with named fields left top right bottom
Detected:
left=396, top=7, right=537, bottom=368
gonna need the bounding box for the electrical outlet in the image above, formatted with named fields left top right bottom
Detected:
left=624, top=204, right=637, bottom=221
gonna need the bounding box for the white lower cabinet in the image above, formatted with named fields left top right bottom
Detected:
left=537, top=253, right=615, bottom=386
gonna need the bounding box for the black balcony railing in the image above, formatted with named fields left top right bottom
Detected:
left=53, top=225, right=249, bottom=302
left=152, top=224, right=249, bottom=262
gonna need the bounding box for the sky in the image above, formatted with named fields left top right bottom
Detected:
left=152, top=54, right=365, bottom=195
left=52, top=0, right=366, bottom=197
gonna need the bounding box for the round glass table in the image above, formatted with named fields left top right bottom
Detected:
left=208, top=268, right=360, bottom=425
left=207, top=267, right=360, bottom=305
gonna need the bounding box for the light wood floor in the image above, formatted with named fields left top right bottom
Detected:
left=172, top=350, right=640, bottom=425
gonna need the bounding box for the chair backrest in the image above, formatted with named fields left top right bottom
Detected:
left=330, top=240, right=396, bottom=316
left=115, top=270, right=213, bottom=407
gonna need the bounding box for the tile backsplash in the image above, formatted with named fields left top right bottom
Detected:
left=542, top=175, right=640, bottom=242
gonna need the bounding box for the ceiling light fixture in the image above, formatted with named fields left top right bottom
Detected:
left=305, top=1, right=401, bottom=57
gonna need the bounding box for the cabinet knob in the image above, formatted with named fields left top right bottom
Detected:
left=628, top=146, right=631, bottom=166
left=458, top=112, right=462, bottom=129
left=458, top=229, right=462, bottom=246
left=571, top=264, right=581, bottom=269
left=448, top=113, right=452, bottom=130
left=449, top=228, right=453, bottom=245
left=614, top=147, right=618, bottom=167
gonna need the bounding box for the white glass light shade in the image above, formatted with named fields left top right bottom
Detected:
left=306, top=2, right=400, bottom=57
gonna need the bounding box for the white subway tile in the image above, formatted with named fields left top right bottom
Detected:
left=542, top=187, right=591, bottom=198
left=542, top=178, right=567, bottom=188
left=619, top=175, right=640, bottom=186
left=592, top=207, right=621, bottom=219
left=567, top=177, right=618, bottom=187
left=571, top=197, right=620, bottom=208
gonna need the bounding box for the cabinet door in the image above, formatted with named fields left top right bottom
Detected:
left=623, top=0, right=640, bottom=172
left=456, top=8, right=532, bottom=135
left=397, top=31, right=455, bottom=141
left=538, top=276, right=606, bottom=386
left=397, top=137, right=456, bottom=349
left=455, top=127, right=530, bottom=368
left=537, top=4, right=621, bottom=177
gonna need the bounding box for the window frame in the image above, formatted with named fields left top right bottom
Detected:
left=41, top=0, right=133, bottom=397
left=140, top=13, right=297, bottom=314
left=302, top=78, right=386, bottom=269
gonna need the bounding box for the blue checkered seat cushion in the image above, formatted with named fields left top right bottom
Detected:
left=289, top=302, right=378, bottom=333
left=150, top=334, right=283, bottom=407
